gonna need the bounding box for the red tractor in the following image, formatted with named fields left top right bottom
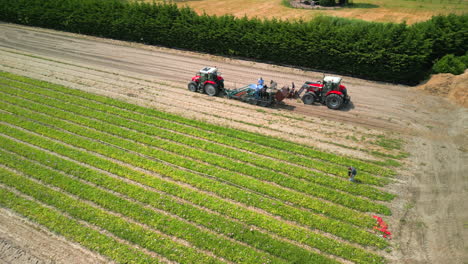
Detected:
left=188, top=67, right=224, bottom=96
left=296, top=76, right=350, bottom=110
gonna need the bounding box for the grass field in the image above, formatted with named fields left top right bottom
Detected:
left=133, top=0, right=468, bottom=24
left=0, top=71, right=398, bottom=263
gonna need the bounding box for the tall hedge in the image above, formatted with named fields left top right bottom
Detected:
left=0, top=0, right=466, bottom=84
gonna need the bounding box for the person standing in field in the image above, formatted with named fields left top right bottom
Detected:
left=348, top=166, right=357, bottom=182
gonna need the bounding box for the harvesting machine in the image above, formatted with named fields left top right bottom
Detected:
left=187, top=67, right=288, bottom=107
left=224, top=82, right=289, bottom=107
left=187, top=67, right=350, bottom=109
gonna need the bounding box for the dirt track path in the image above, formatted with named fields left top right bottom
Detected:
left=389, top=97, right=468, bottom=263
left=0, top=208, right=110, bottom=264
left=0, top=23, right=466, bottom=264
left=0, top=23, right=430, bottom=133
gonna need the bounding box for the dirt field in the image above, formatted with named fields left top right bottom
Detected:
left=0, top=23, right=466, bottom=263
left=135, top=0, right=468, bottom=24
left=418, top=70, right=468, bottom=108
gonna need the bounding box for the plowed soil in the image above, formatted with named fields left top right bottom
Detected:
left=0, top=23, right=466, bottom=264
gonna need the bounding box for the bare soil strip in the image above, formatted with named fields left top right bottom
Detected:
left=0, top=208, right=110, bottom=264
left=0, top=50, right=396, bottom=160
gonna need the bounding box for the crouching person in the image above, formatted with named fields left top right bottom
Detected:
left=348, top=166, right=357, bottom=182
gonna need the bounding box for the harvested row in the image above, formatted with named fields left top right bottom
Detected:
left=0, top=71, right=395, bottom=177
left=0, top=48, right=390, bottom=142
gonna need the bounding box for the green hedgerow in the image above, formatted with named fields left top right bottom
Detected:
left=432, top=54, right=466, bottom=75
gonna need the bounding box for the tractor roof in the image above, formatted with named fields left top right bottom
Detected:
left=323, top=76, right=342, bottom=84
left=200, top=67, right=218, bottom=74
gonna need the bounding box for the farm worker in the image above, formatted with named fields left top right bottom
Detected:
left=257, top=77, right=264, bottom=88
left=254, top=77, right=264, bottom=99
left=289, top=82, right=296, bottom=98
left=267, top=80, right=278, bottom=94
left=348, top=166, right=357, bottom=182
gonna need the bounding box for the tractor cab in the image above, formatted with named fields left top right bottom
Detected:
left=322, top=76, right=342, bottom=94
left=197, top=67, right=220, bottom=83
left=188, top=67, right=224, bottom=96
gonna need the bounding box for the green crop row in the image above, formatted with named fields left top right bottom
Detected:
left=0, top=148, right=291, bottom=264
left=0, top=80, right=393, bottom=207
left=0, top=164, right=224, bottom=264
left=0, top=71, right=395, bottom=177
left=1, top=76, right=390, bottom=189
left=0, top=88, right=392, bottom=217
left=0, top=134, right=336, bottom=264
left=0, top=74, right=389, bottom=188
left=0, top=97, right=387, bottom=249
left=0, top=186, right=159, bottom=264
left=0, top=81, right=392, bottom=204
left=0, top=112, right=386, bottom=263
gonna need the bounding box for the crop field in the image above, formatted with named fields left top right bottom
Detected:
left=0, top=70, right=398, bottom=263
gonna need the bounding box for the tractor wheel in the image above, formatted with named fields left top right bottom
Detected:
left=325, top=94, right=343, bottom=110
left=188, top=82, right=198, bottom=92
left=302, top=93, right=315, bottom=105
left=204, top=84, right=219, bottom=96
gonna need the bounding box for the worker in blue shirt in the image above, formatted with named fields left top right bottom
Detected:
left=255, top=77, right=264, bottom=99
left=257, top=77, right=264, bottom=88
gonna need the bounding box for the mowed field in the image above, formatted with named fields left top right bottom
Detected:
left=0, top=70, right=395, bottom=264
left=136, top=0, right=468, bottom=24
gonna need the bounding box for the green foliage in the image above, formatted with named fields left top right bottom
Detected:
left=281, top=0, right=293, bottom=8
left=459, top=52, right=468, bottom=66
left=432, top=54, right=466, bottom=75
left=0, top=0, right=466, bottom=84
left=374, top=136, right=404, bottom=150
left=413, top=14, right=468, bottom=62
